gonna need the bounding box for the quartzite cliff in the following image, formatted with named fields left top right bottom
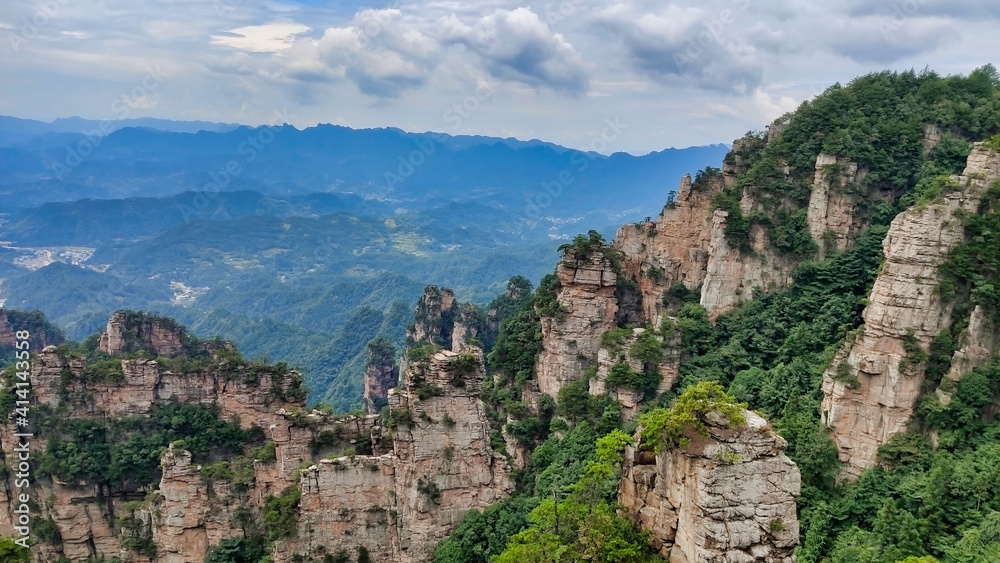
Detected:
left=0, top=311, right=510, bottom=562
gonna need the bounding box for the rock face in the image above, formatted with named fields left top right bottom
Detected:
left=451, top=303, right=484, bottom=352
left=0, top=341, right=305, bottom=563
left=938, top=305, right=999, bottom=405
left=29, top=348, right=301, bottom=425
left=535, top=251, right=619, bottom=397
left=588, top=326, right=680, bottom=421
left=821, top=144, right=1000, bottom=478
left=620, top=410, right=801, bottom=562
left=0, top=309, right=63, bottom=349
left=0, top=313, right=510, bottom=563
left=98, top=311, right=193, bottom=357
left=408, top=286, right=457, bottom=348
left=614, top=129, right=868, bottom=321
left=364, top=339, right=399, bottom=414
left=282, top=348, right=512, bottom=563
left=700, top=214, right=798, bottom=319
left=613, top=173, right=721, bottom=323
left=807, top=153, right=869, bottom=257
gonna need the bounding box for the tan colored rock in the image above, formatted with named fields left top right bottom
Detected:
left=700, top=213, right=797, bottom=318
left=937, top=306, right=999, bottom=405
left=822, top=144, right=1000, bottom=478
left=0, top=310, right=17, bottom=346
left=363, top=339, right=399, bottom=414
left=589, top=326, right=680, bottom=420
left=620, top=410, right=800, bottom=562
left=808, top=153, right=869, bottom=257
left=408, top=286, right=457, bottom=348
left=535, top=251, right=619, bottom=397
left=154, top=447, right=213, bottom=563
left=282, top=348, right=512, bottom=563
left=0, top=310, right=62, bottom=351
left=98, top=311, right=190, bottom=357
left=613, top=173, right=720, bottom=323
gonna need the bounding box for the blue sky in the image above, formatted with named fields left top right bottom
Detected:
left=1, top=0, right=998, bottom=154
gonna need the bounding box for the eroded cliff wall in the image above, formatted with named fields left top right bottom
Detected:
left=619, top=410, right=801, bottom=562
left=0, top=312, right=510, bottom=562
left=821, top=144, right=1000, bottom=478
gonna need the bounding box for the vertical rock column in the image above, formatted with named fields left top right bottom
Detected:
left=821, top=144, right=1000, bottom=478
left=619, top=410, right=801, bottom=562
left=534, top=251, right=619, bottom=397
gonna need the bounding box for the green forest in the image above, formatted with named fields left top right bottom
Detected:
left=2, top=67, right=999, bottom=562
left=435, top=67, right=1000, bottom=562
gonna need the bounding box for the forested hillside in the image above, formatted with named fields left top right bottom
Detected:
left=434, top=67, right=1000, bottom=562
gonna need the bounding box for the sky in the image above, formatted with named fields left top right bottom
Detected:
left=1, top=0, right=999, bottom=155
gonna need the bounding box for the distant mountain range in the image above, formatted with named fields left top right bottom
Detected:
left=0, top=115, right=728, bottom=410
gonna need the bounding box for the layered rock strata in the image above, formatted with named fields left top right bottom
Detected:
left=588, top=326, right=680, bottom=421
left=98, top=311, right=193, bottom=357
left=535, top=251, right=619, bottom=396
left=620, top=410, right=801, bottom=562
left=807, top=153, right=869, bottom=257
left=0, top=313, right=510, bottom=563
left=282, top=347, right=512, bottom=563
left=821, top=144, right=1000, bottom=478
left=613, top=173, right=721, bottom=323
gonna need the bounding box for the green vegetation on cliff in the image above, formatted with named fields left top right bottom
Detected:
left=718, top=65, right=1000, bottom=254
left=438, top=66, right=1000, bottom=562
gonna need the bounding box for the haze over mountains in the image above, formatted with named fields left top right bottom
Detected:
left=0, top=115, right=727, bottom=409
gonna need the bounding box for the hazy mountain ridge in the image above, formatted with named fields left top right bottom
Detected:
left=0, top=117, right=726, bottom=410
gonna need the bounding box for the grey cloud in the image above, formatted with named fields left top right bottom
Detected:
left=284, top=9, right=442, bottom=98
left=441, top=7, right=590, bottom=95
left=826, top=15, right=958, bottom=64
left=593, top=4, right=763, bottom=95
left=843, top=0, right=1000, bottom=20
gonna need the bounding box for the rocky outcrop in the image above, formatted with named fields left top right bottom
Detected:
left=0, top=311, right=14, bottom=346
left=588, top=325, right=680, bottom=420
left=807, top=153, right=869, bottom=257
left=613, top=173, right=721, bottom=323
left=98, top=311, right=195, bottom=357
left=282, top=347, right=512, bottom=563
left=29, top=347, right=303, bottom=425
left=821, top=144, right=1000, bottom=478
left=407, top=284, right=511, bottom=356
left=535, top=251, right=618, bottom=397
left=0, top=309, right=64, bottom=349
left=1, top=311, right=510, bottom=563
left=364, top=338, right=399, bottom=414
left=938, top=305, right=999, bottom=405
left=451, top=303, right=483, bottom=352
left=700, top=214, right=798, bottom=318
left=620, top=410, right=801, bottom=562
left=408, top=286, right=457, bottom=348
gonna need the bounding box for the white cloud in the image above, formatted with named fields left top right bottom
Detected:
left=278, top=9, right=442, bottom=97
left=752, top=89, right=799, bottom=121
left=4, top=0, right=1000, bottom=153
left=212, top=23, right=310, bottom=53
left=440, top=7, right=590, bottom=95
